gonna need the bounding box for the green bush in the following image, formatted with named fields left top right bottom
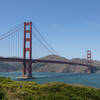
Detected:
left=0, top=88, right=7, bottom=100
left=0, top=77, right=100, bottom=100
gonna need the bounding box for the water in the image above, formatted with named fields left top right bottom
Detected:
left=0, top=72, right=100, bottom=88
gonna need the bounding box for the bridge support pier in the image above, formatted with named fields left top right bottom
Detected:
left=22, top=22, right=32, bottom=78
left=85, top=66, right=91, bottom=73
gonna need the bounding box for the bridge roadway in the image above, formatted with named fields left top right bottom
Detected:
left=0, top=57, right=99, bottom=70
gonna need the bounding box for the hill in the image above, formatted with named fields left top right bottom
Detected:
left=0, top=77, right=100, bottom=100
left=0, top=55, right=100, bottom=73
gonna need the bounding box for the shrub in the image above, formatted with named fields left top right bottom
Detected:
left=0, top=88, right=7, bottom=100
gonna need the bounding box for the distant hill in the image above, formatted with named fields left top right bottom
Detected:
left=0, top=55, right=100, bottom=73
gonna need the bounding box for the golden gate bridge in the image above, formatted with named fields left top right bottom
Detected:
left=0, top=22, right=99, bottom=78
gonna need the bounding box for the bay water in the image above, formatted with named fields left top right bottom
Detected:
left=0, top=72, right=100, bottom=88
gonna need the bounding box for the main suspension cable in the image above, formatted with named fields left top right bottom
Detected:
left=0, top=23, right=23, bottom=38
left=32, top=31, right=55, bottom=54
left=0, top=27, right=23, bottom=40
left=32, top=23, right=59, bottom=55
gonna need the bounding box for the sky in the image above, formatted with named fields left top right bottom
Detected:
left=0, top=0, right=100, bottom=60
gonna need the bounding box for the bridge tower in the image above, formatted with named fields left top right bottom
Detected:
left=87, top=50, right=91, bottom=63
left=86, top=50, right=92, bottom=73
left=22, top=22, right=32, bottom=78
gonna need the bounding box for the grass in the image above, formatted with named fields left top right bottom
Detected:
left=0, top=77, right=100, bottom=100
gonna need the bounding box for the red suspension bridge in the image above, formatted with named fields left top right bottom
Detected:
left=0, top=22, right=99, bottom=78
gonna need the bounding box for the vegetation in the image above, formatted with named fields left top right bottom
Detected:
left=0, top=77, right=100, bottom=100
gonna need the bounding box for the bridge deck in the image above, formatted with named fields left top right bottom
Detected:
left=0, top=57, right=99, bottom=69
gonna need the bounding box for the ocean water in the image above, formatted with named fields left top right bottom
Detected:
left=0, top=72, right=100, bottom=88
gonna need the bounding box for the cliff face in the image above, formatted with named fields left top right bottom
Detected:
left=0, top=55, right=100, bottom=73
left=32, top=55, right=87, bottom=73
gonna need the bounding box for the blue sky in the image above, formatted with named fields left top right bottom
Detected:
left=0, top=0, right=100, bottom=60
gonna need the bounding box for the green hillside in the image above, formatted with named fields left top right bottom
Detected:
left=0, top=77, right=100, bottom=100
